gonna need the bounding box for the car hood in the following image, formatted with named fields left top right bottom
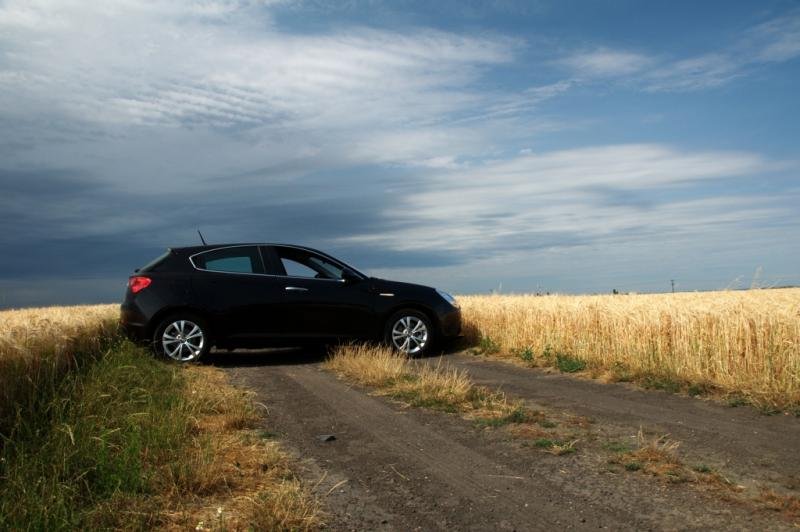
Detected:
left=369, top=277, right=435, bottom=294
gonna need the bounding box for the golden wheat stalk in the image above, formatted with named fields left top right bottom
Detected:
left=458, top=288, right=800, bottom=408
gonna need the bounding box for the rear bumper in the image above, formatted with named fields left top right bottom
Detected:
left=120, top=303, right=150, bottom=344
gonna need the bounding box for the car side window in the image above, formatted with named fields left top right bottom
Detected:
left=272, top=247, right=344, bottom=280
left=193, top=246, right=262, bottom=274
left=281, top=257, right=318, bottom=278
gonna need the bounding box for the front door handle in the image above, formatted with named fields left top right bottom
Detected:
left=285, top=286, right=309, bottom=292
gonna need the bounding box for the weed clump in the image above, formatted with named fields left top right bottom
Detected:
left=531, top=438, right=577, bottom=455
left=518, top=346, right=535, bottom=364
left=478, top=335, right=501, bottom=354
left=326, top=344, right=530, bottom=428
left=610, top=429, right=686, bottom=482
left=556, top=354, right=586, bottom=373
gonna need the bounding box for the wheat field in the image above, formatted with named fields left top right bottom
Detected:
left=3, top=290, right=799, bottom=411
left=458, top=289, right=800, bottom=408
left=0, top=304, right=119, bottom=433
left=0, top=304, right=118, bottom=355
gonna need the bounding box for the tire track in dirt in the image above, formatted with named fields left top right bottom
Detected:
left=434, top=352, right=800, bottom=493
left=226, top=357, right=624, bottom=530
left=219, top=349, right=795, bottom=530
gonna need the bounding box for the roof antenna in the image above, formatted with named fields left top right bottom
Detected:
left=197, top=229, right=207, bottom=245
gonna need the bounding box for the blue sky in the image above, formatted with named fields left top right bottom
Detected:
left=0, top=0, right=798, bottom=307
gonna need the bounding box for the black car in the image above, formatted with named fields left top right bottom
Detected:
left=120, top=243, right=461, bottom=362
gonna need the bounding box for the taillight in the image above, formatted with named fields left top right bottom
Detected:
left=128, top=276, right=152, bottom=294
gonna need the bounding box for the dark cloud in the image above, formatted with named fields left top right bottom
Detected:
left=0, top=164, right=452, bottom=291
left=0, top=167, right=101, bottom=198
left=329, top=245, right=466, bottom=270
left=0, top=234, right=165, bottom=280
left=0, top=277, right=126, bottom=309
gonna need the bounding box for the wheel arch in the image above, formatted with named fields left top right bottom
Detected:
left=147, top=305, right=216, bottom=343
left=383, top=303, right=439, bottom=333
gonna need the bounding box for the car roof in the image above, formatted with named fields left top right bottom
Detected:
left=170, top=243, right=321, bottom=255
left=160, top=242, right=367, bottom=278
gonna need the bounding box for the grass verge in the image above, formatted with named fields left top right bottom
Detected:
left=0, top=304, right=120, bottom=437
left=0, top=339, right=319, bottom=531
left=325, top=343, right=529, bottom=424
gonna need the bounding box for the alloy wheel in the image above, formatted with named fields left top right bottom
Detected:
left=161, top=319, right=205, bottom=362
left=391, top=315, right=429, bottom=354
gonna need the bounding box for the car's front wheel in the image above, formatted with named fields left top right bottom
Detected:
left=153, top=314, right=210, bottom=363
left=384, top=309, right=433, bottom=357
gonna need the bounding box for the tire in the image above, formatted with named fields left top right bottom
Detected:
left=152, top=313, right=210, bottom=363
left=384, top=309, right=434, bottom=357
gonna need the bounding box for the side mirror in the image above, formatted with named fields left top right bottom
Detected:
left=341, top=268, right=360, bottom=283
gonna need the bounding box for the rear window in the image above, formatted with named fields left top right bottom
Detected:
left=193, top=246, right=262, bottom=274
left=138, top=250, right=171, bottom=272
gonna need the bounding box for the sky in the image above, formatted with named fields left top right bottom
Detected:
left=1, top=0, right=799, bottom=307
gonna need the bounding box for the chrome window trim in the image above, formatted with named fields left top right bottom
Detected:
left=189, top=244, right=265, bottom=276
left=188, top=244, right=363, bottom=283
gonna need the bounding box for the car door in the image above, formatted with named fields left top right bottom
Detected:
left=190, top=245, right=284, bottom=341
left=261, top=245, right=377, bottom=339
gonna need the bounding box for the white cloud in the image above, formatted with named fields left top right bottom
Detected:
left=747, top=9, right=800, bottom=62
left=448, top=80, right=573, bottom=125
left=646, top=10, right=800, bottom=91
left=337, top=143, right=790, bottom=255
left=0, top=0, right=542, bottom=190
left=559, top=48, right=651, bottom=77
left=646, top=53, right=742, bottom=91
left=0, top=1, right=514, bottom=133
left=644, top=10, right=800, bottom=91
left=557, top=11, right=800, bottom=92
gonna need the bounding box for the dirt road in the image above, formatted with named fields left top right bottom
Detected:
left=434, top=353, right=800, bottom=495
left=215, top=349, right=798, bottom=530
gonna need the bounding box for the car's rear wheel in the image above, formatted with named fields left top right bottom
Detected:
left=385, top=309, right=433, bottom=356
left=153, top=314, right=210, bottom=363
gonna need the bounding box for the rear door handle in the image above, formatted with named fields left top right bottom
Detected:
left=285, top=286, right=308, bottom=292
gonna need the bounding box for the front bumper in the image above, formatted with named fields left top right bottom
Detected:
left=439, top=307, right=462, bottom=338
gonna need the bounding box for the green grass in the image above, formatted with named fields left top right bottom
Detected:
left=530, top=438, right=577, bottom=455
left=610, top=363, right=635, bottom=382
left=555, top=354, right=586, bottom=373
left=0, top=319, right=120, bottom=438
left=477, top=335, right=501, bottom=355
left=394, top=390, right=461, bottom=413
left=518, top=346, right=535, bottom=364
left=603, top=441, right=633, bottom=453
left=687, top=383, right=711, bottom=397
left=641, top=375, right=683, bottom=394
left=0, top=340, right=191, bottom=530
left=474, top=406, right=529, bottom=428
left=727, top=394, right=750, bottom=408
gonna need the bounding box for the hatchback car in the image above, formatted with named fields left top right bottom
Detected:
left=120, top=243, right=461, bottom=362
